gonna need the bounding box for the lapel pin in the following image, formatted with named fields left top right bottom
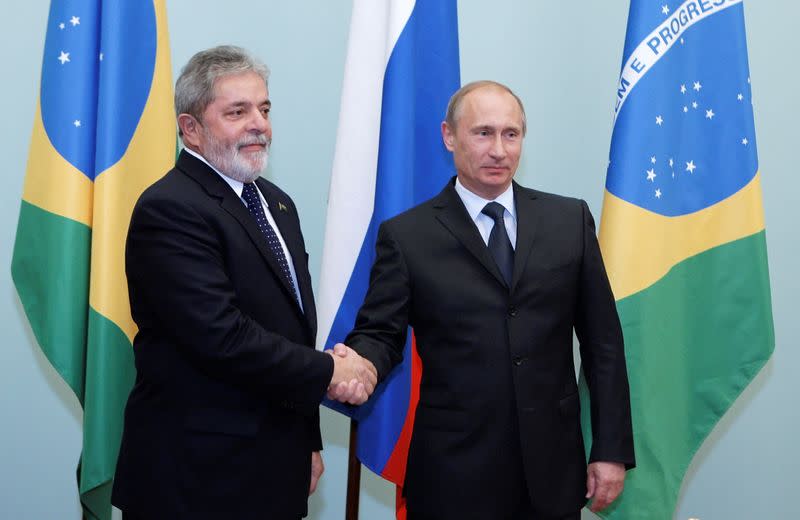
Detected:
left=278, top=202, right=288, bottom=212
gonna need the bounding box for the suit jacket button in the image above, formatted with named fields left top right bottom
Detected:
left=508, top=306, right=518, bottom=317
left=513, top=357, right=524, bottom=366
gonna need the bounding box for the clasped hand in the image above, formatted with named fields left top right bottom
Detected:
left=326, top=343, right=377, bottom=405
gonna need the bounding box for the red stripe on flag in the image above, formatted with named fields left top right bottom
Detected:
left=381, top=334, right=422, bottom=517
left=395, top=484, right=407, bottom=520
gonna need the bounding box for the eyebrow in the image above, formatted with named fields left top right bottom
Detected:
left=471, top=124, right=521, bottom=133
left=226, top=99, right=271, bottom=109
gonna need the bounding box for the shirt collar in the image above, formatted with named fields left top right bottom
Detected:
left=454, top=177, right=516, bottom=221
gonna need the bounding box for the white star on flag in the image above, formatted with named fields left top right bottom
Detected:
left=680, top=84, right=687, bottom=94
left=693, top=81, right=702, bottom=91
left=656, top=115, right=663, bottom=126
left=683, top=106, right=688, bottom=113
left=705, top=109, right=715, bottom=119
left=662, top=5, right=670, bottom=15
left=742, top=138, right=748, bottom=145
left=669, top=158, right=674, bottom=167
left=58, top=51, right=70, bottom=65
left=655, top=188, right=662, bottom=199
left=686, top=160, right=697, bottom=173
left=692, top=101, right=698, bottom=109
left=99, top=53, right=104, bottom=61
left=73, top=120, right=81, bottom=127
left=647, top=169, right=657, bottom=182
left=737, top=93, right=744, bottom=101
left=59, top=22, right=65, bottom=30
left=70, top=16, right=80, bottom=26
left=650, top=156, right=657, bottom=164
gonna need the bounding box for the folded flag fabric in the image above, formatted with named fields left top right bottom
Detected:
left=583, top=1, right=775, bottom=517
left=11, top=1, right=174, bottom=518
left=316, top=0, right=460, bottom=516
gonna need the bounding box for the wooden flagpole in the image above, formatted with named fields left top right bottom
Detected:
left=345, top=419, right=361, bottom=520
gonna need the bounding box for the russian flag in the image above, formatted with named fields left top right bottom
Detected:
left=316, top=0, right=460, bottom=515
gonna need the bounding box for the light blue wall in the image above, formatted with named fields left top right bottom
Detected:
left=2, top=1, right=797, bottom=518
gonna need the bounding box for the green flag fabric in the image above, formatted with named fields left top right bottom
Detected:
left=582, top=1, right=775, bottom=518
left=11, top=1, right=174, bottom=518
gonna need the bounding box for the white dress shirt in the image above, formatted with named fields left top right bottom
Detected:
left=454, top=177, right=517, bottom=249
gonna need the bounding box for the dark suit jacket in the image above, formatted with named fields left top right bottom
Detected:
left=347, top=179, right=634, bottom=519
left=112, top=151, right=334, bottom=519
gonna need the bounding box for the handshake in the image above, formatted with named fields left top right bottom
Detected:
left=326, top=343, right=378, bottom=405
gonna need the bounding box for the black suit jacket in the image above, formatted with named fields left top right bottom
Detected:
left=112, top=151, right=334, bottom=519
left=347, top=179, right=634, bottom=519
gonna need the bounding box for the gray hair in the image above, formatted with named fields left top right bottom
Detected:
left=445, top=80, right=527, bottom=136
left=175, top=45, right=270, bottom=134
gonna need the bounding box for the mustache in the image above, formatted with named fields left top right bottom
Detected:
left=237, top=134, right=271, bottom=149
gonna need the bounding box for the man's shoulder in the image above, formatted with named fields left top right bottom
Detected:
left=132, top=158, right=224, bottom=225
left=380, top=192, right=443, bottom=230
left=516, top=185, right=594, bottom=226
left=136, top=166, right=194, bottom=204
left=515, top=183, right=585, bottom=209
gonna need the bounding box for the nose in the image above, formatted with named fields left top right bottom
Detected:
left=247, top=108, right=271, bottom=138
left=488, top=134, right=507, bottom=159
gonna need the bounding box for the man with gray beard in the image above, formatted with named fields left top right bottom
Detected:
left=112, top=46, right=376, bottom=519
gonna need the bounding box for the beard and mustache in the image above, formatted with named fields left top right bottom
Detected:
left=201, top=128, right=271, bottom=184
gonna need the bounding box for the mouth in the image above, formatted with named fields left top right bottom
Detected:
left=237, top=134, right=271, bottom=154
left=238, top=143, right=267, bottom=153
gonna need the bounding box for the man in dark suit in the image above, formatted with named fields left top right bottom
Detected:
left=343, top=81, right=635, bottom=519
left=112, top=46, right=375, bottom=520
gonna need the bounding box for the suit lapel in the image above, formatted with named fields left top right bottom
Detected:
left=433, top=181, right=508, bottom=288
left=257, top=178, right=317, bottom=334
left=219, top=195, right=302, bottom=311
left=511, top=182, right=542, bottom=290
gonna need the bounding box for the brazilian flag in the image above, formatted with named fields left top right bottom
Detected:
left=583, top=1, right=774, bottom=518
left=11, top=1, right=174, bottom=518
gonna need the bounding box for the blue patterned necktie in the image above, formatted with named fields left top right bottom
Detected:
left=481, top=201, right=514, bottom=286
left=241, top=182, right=299, bottom=303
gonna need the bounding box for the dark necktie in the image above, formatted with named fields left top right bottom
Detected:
left=481, top=201, right=514, bottom=286
left=241, top=182, right=299, bottom=303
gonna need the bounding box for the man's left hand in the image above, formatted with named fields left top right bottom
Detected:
left=586, top=461, right=625, bottom=512
left=309, top=451, right=324, bottom=496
